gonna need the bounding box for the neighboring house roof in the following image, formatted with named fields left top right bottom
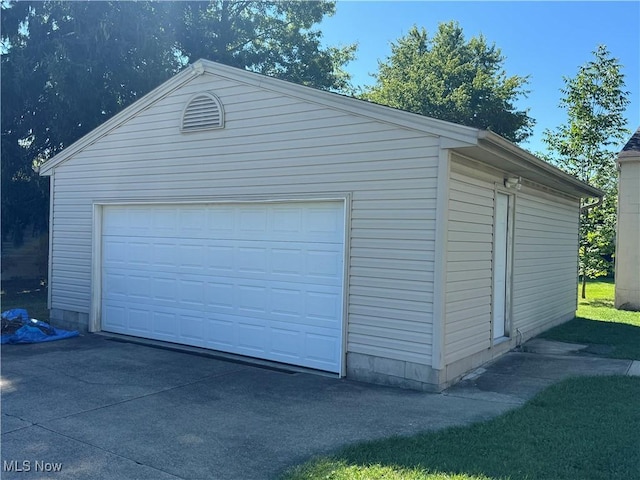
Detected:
left=39, top=59, right=602, bottom=199
left=618, top=127, right=640, bottom=160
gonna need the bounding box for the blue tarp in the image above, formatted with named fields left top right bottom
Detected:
left=1, top=309, right=79, bottom=345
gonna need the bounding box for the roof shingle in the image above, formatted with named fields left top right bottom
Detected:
left=621, top=127, right=640, bottom=152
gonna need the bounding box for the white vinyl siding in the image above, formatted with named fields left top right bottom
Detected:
left=444, top=160, right=496, bottom=364
left=49, top=73, right=439, bottom=366
left=444, top=155, right=581, bottom=365
left=512, top=189, right=580, bottom=332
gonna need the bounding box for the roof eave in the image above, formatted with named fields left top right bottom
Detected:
left=474, top=130, right=603, bottom=199
left=192, top=59, right=480, bottom=146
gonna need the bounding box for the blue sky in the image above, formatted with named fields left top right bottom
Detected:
left=319, top=1, right=640, bottom=154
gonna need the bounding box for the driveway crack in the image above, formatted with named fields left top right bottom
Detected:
left=33, top=424, right=185, bottom=479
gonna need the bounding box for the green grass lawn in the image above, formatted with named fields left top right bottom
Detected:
left=283, top=280, right=640, bottom=480
left=283, top=376, right=640, bottom=480
left=540, top=279, right=640, bottom=360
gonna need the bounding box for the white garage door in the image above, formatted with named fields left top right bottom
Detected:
left=101, top=202, right=344, bottom=373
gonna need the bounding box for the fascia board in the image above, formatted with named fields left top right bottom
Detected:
left=477, top=131, right=603, bottom=198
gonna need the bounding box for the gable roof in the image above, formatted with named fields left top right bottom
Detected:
left=618, top=127, right=640, bottom=160
left=38, top=59, right=601, bottom=198
left=621, top=127, right=640, bottom=152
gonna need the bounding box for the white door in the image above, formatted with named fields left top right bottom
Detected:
left=493, top=193, right=510, bottom=339
left=101, top=202, right=344, bottom=373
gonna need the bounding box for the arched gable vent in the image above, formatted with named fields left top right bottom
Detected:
left=181, top=92, right=224, bottom=132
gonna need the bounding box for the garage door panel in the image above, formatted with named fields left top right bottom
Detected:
left=271, top=329, right=302, bottom=359
left=180, top=313, right=205, bottom=342
left=206, top=282, right=235, bottom=310
left=104, top=299, right=342, bottom=371
left=103, top=239, right=128, bottom=266
left=206, top=208, right=235, bottom=232
left=306, top=332, right=340, bottom=361
left=152, top=311, right=178, bottom=338
left=207, top=246, right=235, bottom=271
left=237, top=247, right=268, bottom=273
left=128, top=308, right=151, bottom=334
left=271, top=288, right=303, bottom=317
left=307, top=291, right=341, bottom=325
left=129, top=242, right=152, bottom=266
left=104, top=238, right=342, bottom=285
left=306, top=207, right=342, bottom=233
left=179, top=245, right=208, bottom=271
left=179, top=279, right=206, bottom=306
left=272, top=207, right=302, bottom=233
left=206, top=318, right=235, bottom=347
left=104, top=204, right=345, bottom=241
left=179, top=208, right=208, bottom=233
left=272, top=248, right=303, bottom=275
left=308, top=249, right=343, bottom=279
left=237, top=284, right=268, bottom=313
left=127, top=275, right=150, bottom=299
left=237, top=321, right=267, bottom=349
left=102, top=202, right=344, bottom=373
left=104, top=305, right=126, bottom=329
left=153, top=243, right=178, bottom=268
left=152, top=277, right=179, bottom=302
left=104, top=270, right=342, bottom=321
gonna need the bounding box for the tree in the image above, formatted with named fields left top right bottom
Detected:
left=178, top=1, right=356, bottom=92
left=363, top=22, right=534, bottom=143
left=1, top=1, right=182, bottom=245
left=543, top=45, right=630, bottom=298
left=1, top=0, right=356, bottom=245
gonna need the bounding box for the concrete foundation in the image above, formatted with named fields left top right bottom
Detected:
left=346, top=352, right=444, bottom=392
left=50, top=308, right=90, bottom=332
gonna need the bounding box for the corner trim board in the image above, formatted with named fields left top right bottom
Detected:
left=431, top=145, right=450, bottom=370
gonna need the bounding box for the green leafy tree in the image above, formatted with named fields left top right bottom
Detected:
left=1, top=0, right=355, bottom=245
left=363, top=22, right=534, bottom=143
left=543, top=45, right=630, bottom=298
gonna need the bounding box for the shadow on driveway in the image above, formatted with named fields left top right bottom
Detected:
left=1, top=335, right=632, bottom=479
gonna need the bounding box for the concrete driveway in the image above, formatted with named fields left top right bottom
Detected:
left=1, top=335, right=634, bottom=479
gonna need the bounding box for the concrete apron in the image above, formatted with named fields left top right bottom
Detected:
left=0, top=335, right=635, bottom=480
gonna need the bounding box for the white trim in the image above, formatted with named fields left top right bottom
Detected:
left=93, top=195, right=348, bottom=374
left=47, top=172, right=54, bottom=309
left=90, top=204, right=103, bottom=332
left=491, top=190, right=505, bottom=340
left=431, top=145, right=450, bottom=370
left=91, top=194, right=351, bottom=206
left=491, top=188, right=515, bottom=343
left=340, top=193, right=352, bottom=378
left=505, top=189, right=515, bottom=338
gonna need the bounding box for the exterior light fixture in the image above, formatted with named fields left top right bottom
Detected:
left=504, top=176, right=521, bottom=190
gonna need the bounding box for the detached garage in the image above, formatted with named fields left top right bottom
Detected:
left=40, top=59, right=601, bottom=390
